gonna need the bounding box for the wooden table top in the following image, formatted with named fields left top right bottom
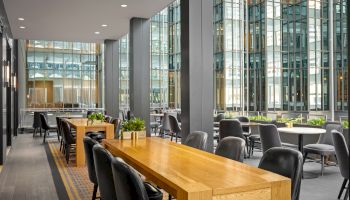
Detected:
left=278, top=127, right=326, bottom=135
left=65, top=118, right=113, bottom=128
left=104, top=138, right=290, bottom=197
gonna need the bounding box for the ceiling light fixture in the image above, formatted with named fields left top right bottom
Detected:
left=121, top=4, right=127, bottom=8
left=94, top=31, right=100, bottom=35
left=19, top=26, right=26, bottom=29
left=18, top=17, right=24, bottom=21
left=101, top=24, right=108, bottom=27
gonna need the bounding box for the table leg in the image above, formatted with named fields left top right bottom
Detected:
left=105, top=125, right=115, bottom=139
left=298, top=134, right=303, bottom=153
left=76, top=126, right=85, bottom=167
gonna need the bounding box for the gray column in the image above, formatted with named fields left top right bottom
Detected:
left=129, top=18, right=151, bottom=135
left=328, top=0, right=334, bottom=121
left=17, top=40, right=26, bottom=114
left=181, top=0, right=214, bottom=151
left=104, top=40, right=119, bottom=117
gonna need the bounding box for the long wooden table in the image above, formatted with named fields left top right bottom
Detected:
left=103, top=138, right=291, bottom=200
left=65, top=118, right=114, bottom=167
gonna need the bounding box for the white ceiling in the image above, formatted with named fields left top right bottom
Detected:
left=3, top=0, right=174, bottom=43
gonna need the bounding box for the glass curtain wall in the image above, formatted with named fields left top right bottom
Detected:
left=26, top=40, right=102, bottom=108
left=119, top=35, right=130, bottom=111
left=334, top=0, right=348, bottom=111
left=215, top=0, right=347, bottom=113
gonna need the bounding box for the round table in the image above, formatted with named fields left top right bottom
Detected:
left=277, top=127, right=326, bottom=153
left=278, top=127, right=326, bottom=179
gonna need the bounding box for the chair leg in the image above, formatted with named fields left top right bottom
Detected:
left=43, top=130, right=47, bottom=143
left=250, top=140, right=255, bottom=156
left=33, top=128, right=37, bottom=137
left=338, top=179, right=348, bottom=199
left=175, top=133, right=178, bottom=143
left=344, top=184, right=349, bottom=200
left=303, top=152, right=308, bottom=164
left=40, top=128, right=42, bottom=137
left=66, top=144, right=70, bottom=164
left=321, top=155, right=324, bottom=176
left=92, top=184, right=98, bottom=200
left=170, top=132, right=173, bottom=141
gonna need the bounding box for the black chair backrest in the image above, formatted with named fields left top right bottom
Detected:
left=61, top=120, right=75, bottom=145
left=111, top=157, right=149, bottom=200
left=259, top=124, right=282, bottom=153
left=87, top=110, right=95, bottom=117
left=40, top=113, right=50, bottom=130
left=105, top=116, right=112, bottom=123
left=92, top=144, right=117, bottom=200
left=258, top=147, right=303, bottom=200
left=237, top=116, right=250, bottom=133
left=83, top=137, right=99, bottom=185
left=215, top=136, right=245, bottom=162
left=214, top=113, right=225, bottom=122
left=169, top=115, right=181, bottom=133
left=33, top=112, right=47, bottom=128
left=111, top=118, right=122, bottom=139
left=184, top=131, right=208, bottom=151
left=161, top=112, right=177, bottom=132
left=177, top=112, right=182, bottom=123
left=127, top=111, right=135, bottom=121
left=332, top=130, right=349, bottom=179
left=219, top=119, right=244, bottom=140
left=318, top=122, right=342, bottom=145
left=56, top=117, right=61, bottom=137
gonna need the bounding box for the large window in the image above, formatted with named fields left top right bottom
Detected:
left=119, top=35, right=130, bottom=110
left=26, top=40, right=102, bottom=108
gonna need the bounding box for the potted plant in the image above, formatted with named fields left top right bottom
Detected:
left=121, top=118, right=146, bottom=140
left=248, top=115, right=273, bottom=124
left=87, top=112, right=105, bottom=125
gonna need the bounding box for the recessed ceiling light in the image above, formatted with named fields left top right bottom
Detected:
left=101, top=24, right=108, bottom=27
left=94, top=31, right=100, bottom=35
left=19, top=26, right=26, bottom=29
left=121, top=4, right=127, bottom=8
left=18, top=17, right=24, bottom=21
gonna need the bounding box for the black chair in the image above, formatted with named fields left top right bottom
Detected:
left=259, top=147, right=303, bottom=200
left=219, top=119, right=245, bottom=140
left=168, top=115, right=181, bottom=142
left=259, top=124, right=282, bottom=153
left=61, top=120, right=76, bottom=164
left=215, top=136, right=245, bottom=162
left=111, top=157, right=163, bottom=200
left=33, top=111, right=47, bottom=137
left=40, top=113, right=53, bottom=143
left=56, top=117, right=65, bottom=152
left=111, top=118, right=122, bottom=139
left=303, top=122, right=343, bottom=176
left=214, top=113, right=225, bottom=124
left=92, top=144, right=117, bottom=200
left=236, top=116, right=251, bottom=152
left=248, top=125, right=261, bottom=156
left=183, top=131, right=208, bottom=151
left=87, top=110, right=95, bottom=117
left=159, top=112, right=176, bottom=137
left=105, top=116, right=113, bottom=123
left=332, top=130, right=349, bottom=200
left=127, top=111, right=135, bottom=121
left=83, top=137, right=99, bottom=200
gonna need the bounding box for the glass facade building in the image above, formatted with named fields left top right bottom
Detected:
left=26, top=40, right=102, bottom=108
left=214, top=0, right=348, bottom=114
left=119, top=35, right=130, bottom=110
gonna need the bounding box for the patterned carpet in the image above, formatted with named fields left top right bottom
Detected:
left=45, top=140, right=170, bottom=200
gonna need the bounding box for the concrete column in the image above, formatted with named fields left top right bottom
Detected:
left=181, top=0, right=214, bottom=151
left=129, top=18, right=151, bottom=135
left=17, top=40, right=26, bottom=115
left=104, top=40, right=119, bottom=117
left=328, top=0, right=334, bottom=121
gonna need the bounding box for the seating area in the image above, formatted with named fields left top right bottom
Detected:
left=0, top=0, right=349, bottom=200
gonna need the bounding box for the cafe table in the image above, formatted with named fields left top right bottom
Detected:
left=277, top=127, right=326, bottom=152
left=65, top=118, right=114, bottom=167
left=103, top=137, right=291, bottom=200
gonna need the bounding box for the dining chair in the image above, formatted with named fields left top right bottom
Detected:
left=219, top=119, right=245, bottom=140
left=248, top=125, right=261, bottom=156
left=259, top=147, right=303, bottom=200
left=83, top=137, right=99, bottom=200
left=159, top=112, right=176, bottom=137
left=33, top=111, right=46, bottom=137
left=214, top=113, right=225, bottom=124
left=236, top=116, right=251, bottom=153
left=215, top=136, right=245, bottom=162
left=111, top=118, right=121, bottom=139
left=61, top=120, right=76, bottom=164
left=183, top=131, right=208, bottom=151
left=111, top=157, right=163, bottom=200
left=168, top=115, right=181, bottom=142
left=332, top=130, right=349, bottom=200
left=303, top=122, right=342, bottom=176
left=40, top=113, right=53, bottom=143
left=92, top=144, right=117, bottom=200
left=105, top=116, right=113, bottom=123
left=259, top=124, right=282, bottom=153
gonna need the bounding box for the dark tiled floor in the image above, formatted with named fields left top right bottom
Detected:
left=0, top=133, right=345, bottom=200
left=0, top=134, right=58, bottom=200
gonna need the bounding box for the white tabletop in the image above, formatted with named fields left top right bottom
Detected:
left=278, top=127, right=326, bottom=135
